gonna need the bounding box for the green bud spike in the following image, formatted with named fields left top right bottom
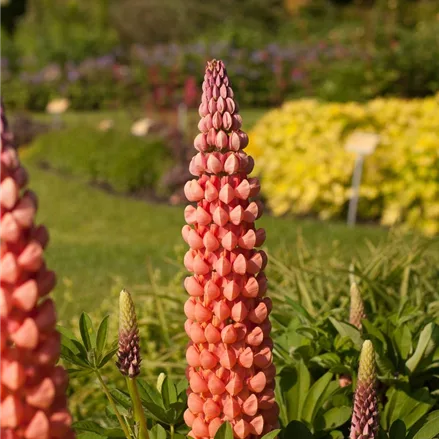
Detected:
left=119, top=289, right=138, bottom=334
left=349, top=282, right=366, bottom=330
left=116, top=289, right=141, bottom=378
left=358, top=340, right=376, bottom=384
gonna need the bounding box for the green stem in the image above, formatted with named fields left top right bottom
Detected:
left=95, top=371, right=131, bottom=439
left=170, top=424, right=175, bottom=439
left=127, top=377, right=149, bottom=439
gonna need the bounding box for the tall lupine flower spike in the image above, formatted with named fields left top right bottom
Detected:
left=116, top=289, right=141, bottom=378
left=182, top=60, right=279, bottom=439
left=349, top=282, right=366, bottom=330
left=350, top=340, right=379, bottom=439
left=0, top=101, right=74, bottom=438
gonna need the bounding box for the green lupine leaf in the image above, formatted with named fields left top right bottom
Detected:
left=79, top=313, right=93, bottom=351
left=280, top=360, right=310, bottom=421
left=149, top=424, right=167, bottom=439
left=301, top=372, right=333, bottom=425
left=389, top=420, right=406, bottom=439
left=98, top=346, right=118, bottom=369
left=329, top=318, right=363, bottom=350
left=96, top=315, right=110, bottom=359
left=137, top=378, right=164, bottom=407
left=73, top=420, right=124, bottom=437
left=310, top=353, right=341, bottom=369
left=400, top=388, right=435, bottom=429
left=60, top=344, right=91, bottom=368
left=260, top=430, right=282, bottom=439
left=213, top=422, right=234, bottom=439
left=284, top=420, right=313, bottom=438
left=406, top=323, right=439, bottom=374
left=315, top=406, right=351, bottom=431
left=109, top=389, right=131, bottom=409
left=393, top=324, right=412, bottom=360
left=160, top=376, right=178, bottom=408
left=409, top=410, right=439, bottom=439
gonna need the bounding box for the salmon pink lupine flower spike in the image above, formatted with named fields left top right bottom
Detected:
left=350, top=340, right=379, bottom=439
left=183, top=60, right=279, bottom=439
left=0, top=101, right=74, bottom=438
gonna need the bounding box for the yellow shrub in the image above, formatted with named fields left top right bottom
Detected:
left=248, top=94, right=439, bottom=235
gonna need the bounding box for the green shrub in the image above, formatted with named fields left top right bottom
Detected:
left=26, top=126, right=173, bottom=194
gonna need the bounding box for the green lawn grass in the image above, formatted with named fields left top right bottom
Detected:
left=24, top=159, right=389, bottom=322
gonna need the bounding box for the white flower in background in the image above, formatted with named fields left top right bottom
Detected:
left=46, top=98, right=70, bottom=115
left=98, top=119, right=114, bottom=132
left=130, top=118, right=153, bottom=137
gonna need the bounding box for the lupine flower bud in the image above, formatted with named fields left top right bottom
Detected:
left=183, top=60, right=279, bottom=439
left=350, top=340, right=379, bottom=439
left=0, top=101, right=74, bottom=438
left=116, top=289, right=141, bottom=378
left=349, top=282, right=366, bottom=330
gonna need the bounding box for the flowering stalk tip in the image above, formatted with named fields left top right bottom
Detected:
left=116, top=289, right=141, bottom=378
left=350, top=282, right=366, bottom=330
left=350, top=340, right=379, bottom=439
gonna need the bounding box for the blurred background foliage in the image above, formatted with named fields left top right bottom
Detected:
left=1, top=0, right=439, bottom=110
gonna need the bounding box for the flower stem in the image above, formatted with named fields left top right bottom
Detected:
left=170, top=424, right=175, bottom=439
left=95, top=370, right=131, bottom=439
left=127, top=377, right=149, bottom=439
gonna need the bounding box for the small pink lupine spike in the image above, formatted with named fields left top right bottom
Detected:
left=0, top=101, right=74, bottom=438
left=183, top=61, right=279, bottom=438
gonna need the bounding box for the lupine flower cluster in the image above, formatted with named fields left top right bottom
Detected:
left=182, top=60, right=279, bottom=439
left=0, top=102, right=74, bottom=438
left=350, top=340, right=379, bottom=439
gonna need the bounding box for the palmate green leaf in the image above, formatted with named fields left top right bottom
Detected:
left=96, top=315, right=110, bottom=359
left=137, top=378, right=164, bottom=407
left=73, top=420, right=124, bottom=438
left=401, top=390, right=435, bottom=430
left=409, top=410, right=439, bottom=439
left=149, top=424, right=167, bottom=439
left=284, top=420, right=313, bottom=438
left=280, top=359, right=310, bottom=422
left=160, top=376, right=178, bottom=409
left=109, top=389, right=131, bottom=410
left=310, top=353, right=341, bottom=369
left=77, top=433, right=106, bottom=439
left=406, top=323, right=439, bottom=375
left=393, top=324, right=413, bottom=360
left=329, top=318, right=363, bottom=350
left=329, top=431, right=344, bottom=439
left=260, top=429, right=282, bottom=439
left=79, top=312, right=94, bottom=352
left=301, top=372, right=333, bottom=426
left=389, top=420, right=406, bottom=439
left=386, top=387, right=435, bottom=430
left=314, top=406, right=351, bottom=431
left=213, top=422, right=234, bottom=439
left=60, top=344, right=91, bottom=369
left=98, top=345, right=118, bottom=369
left=284, top=297, right=316, bottom=324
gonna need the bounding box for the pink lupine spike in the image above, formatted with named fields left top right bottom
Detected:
left=0, top=101, right=74, bottom=437
left=183, top=61, right=278, bottom=438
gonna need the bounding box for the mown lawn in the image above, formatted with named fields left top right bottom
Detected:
left=24, top=160, right=389, bottom=322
